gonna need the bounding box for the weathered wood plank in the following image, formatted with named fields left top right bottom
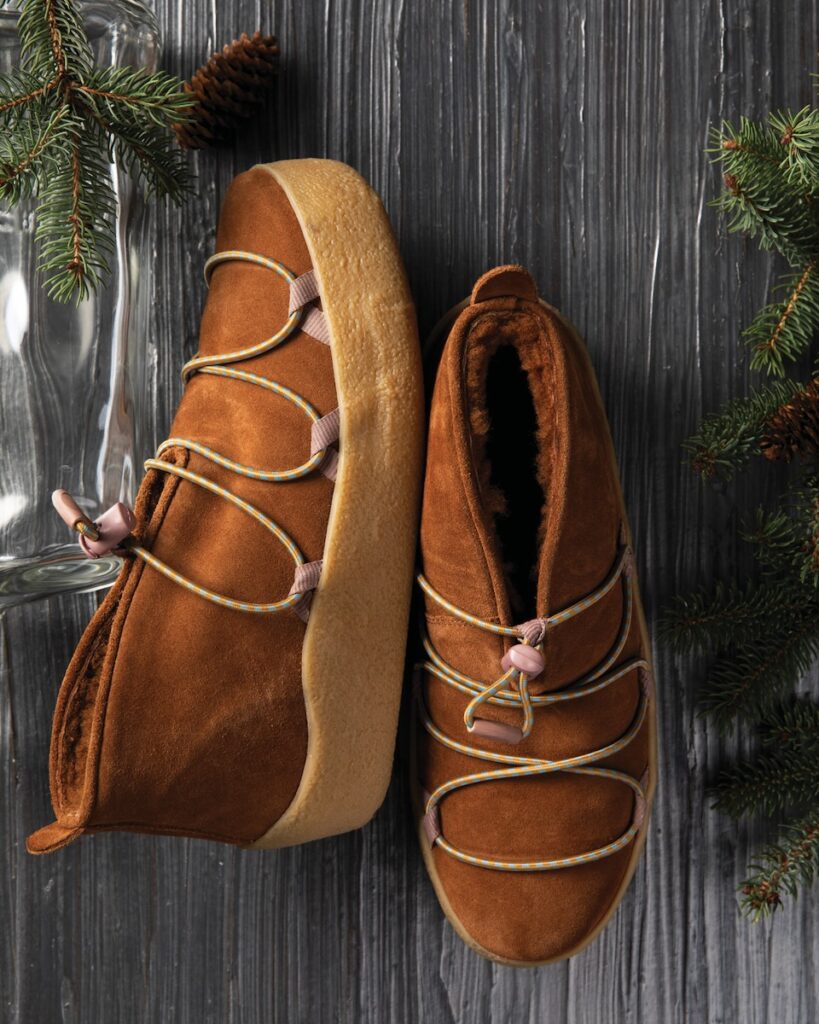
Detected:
left=2, top=1, right=818, bottom=1021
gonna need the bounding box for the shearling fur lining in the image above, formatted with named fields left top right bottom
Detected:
left=462, top=310, right=559, bottom=617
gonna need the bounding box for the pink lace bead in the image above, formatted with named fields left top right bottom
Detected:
left=501, top=643, right=545, bottom=677
left=78, top=502, right=135, bottom=558
left=468, top=718, right=524, bottom=745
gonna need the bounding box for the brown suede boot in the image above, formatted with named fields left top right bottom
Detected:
left=29, top=159, right=423, bottom=854
left=412, top=265, right=657, bottom=965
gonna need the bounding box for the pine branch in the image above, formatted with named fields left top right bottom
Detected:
left=683, top=379, right=803, bottom=479
left=760, top=698, right=819, bottom=754
left=680, top=494, right=819, bottom=727
left=675, top=86, right=819, bottom=919
left=755, top=476, right=819, bottom=585
left=0, top=103, right=68, bottom=202
left=0, top=0, right=193, bottom=301
left=76, top=66, right=194, bottom=127
left=796, top=477, right=819, bottom=584
left=740, top=813, right=819, bottom=920
left=103, top=117, right=192, bottom=202
left=699, top=606, right=819, bottom=727
left=712, top=744, right=819, bottom=817
left=771, top=106, right=819, bottom=191
left=0, top=70, right=57, bottom=119
left=17, top=0, right=92, bottom=79
left=34, top=120, right=115, bottom=302
left=659, top=580, right=804, bottom=655
left=741, top=507, right=801, bottom=574
left=711, top=119, right=819, bottom=265
left=745, top=261, right=819, bottom=375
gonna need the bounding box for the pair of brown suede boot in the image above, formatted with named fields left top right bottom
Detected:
left=34, top=160, right=656, bottom=967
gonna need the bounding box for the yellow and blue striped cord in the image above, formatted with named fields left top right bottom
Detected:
left=128, top=250, right=330, bottom=613
left=417, top=543, right=651, bottom=872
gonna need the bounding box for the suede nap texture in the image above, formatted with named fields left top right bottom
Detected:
left=416, top=265, right=652, bottom=963
left=28, top=168, right=337, bottom=853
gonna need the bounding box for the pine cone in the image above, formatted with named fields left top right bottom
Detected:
left=760, top=380, right=819, bottom=462
left=174, top=32, right=279, bottom=150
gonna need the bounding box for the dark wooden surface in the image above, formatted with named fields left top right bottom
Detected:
left=3, top=1, right=819, bottom=1021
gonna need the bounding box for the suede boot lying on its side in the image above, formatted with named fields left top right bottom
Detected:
left=412, top=265, right=657, bottom=965
left=29, top=159, right=424, bottom=854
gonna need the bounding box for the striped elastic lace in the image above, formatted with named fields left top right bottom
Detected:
left=66, top=251, right=337, bottom=617
left=416, top=539, right=652, bottom=872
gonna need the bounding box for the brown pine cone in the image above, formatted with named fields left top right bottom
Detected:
left=760, top=380, right=819, bottom=462
left=174, top=32, right=280, bottom=150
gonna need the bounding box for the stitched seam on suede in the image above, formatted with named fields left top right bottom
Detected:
left=540, top=305, right=607, bottom=611
left=54, top=620, right=111, bottom=812
left=55, top=452, right=189, bottom=825
left=83, top=821, right=250, bottom=843
left=85, top=456, right=188, bottom=815
left=56, top=516, right=143, bottom=813
left=53, top=563, right=129, bottom=815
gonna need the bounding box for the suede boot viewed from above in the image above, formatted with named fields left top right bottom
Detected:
left=29, top=159, right=424, bottom=854
left=412, top=265, right=657, bottom=966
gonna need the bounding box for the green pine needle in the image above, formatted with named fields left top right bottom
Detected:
left=0, top=0, right=193, bottom=301
left=659, top=580, right=803, bottom=655
left=771, top=106, right=819, bottom=191
left=747, top=477, right=819, bottom=585
left=682, top=379, right=803, bottom=479
left=759, top=698, right=819, bottom=754
left=699, top=611, right=819, bottom=728
left=35, top=118, right=116, bottom=302
left=740, top=506, right=801, bottom=575
left=709, top=114, right=819, bottom=375
left=0, top=103, right=70, bottom=202
left=17, top=0, right=93, bottom=79
left=712, top=744, right=819, bottom=818
left=671, top=86, right=819, bottom=916
left=711, top=118, right=819, bottom=267
left=740, top=814, right=819, bottom=920
left=744, top=262, right=819, bottom=375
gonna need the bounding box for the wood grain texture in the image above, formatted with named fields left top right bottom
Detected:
left=2, top=1, right=819, bottom=1020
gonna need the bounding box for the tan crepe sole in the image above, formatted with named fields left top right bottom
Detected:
left=411, top=298, right=659, bottom=967
left=251, top=160, right=423, bottom=848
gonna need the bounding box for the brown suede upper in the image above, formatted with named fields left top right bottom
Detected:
left=28, top=168, right=336, bottom=853
left=416, top=266, right=653, bottom=963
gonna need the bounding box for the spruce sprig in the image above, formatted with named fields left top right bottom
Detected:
left=759, top=697, right=819, bottom=753
left=683, top=378, right=803, bottom=478
left=698, top=610, right=819, bottom=728
left=711, top=114, right=819, bottom=375
left=667, top=83, right=819, bottom=917
left=744, top=262, right=819, bottom=375
left=0, top=0, right=192, bottom=301
left=712, top=742, right=819, bottom=817
left=661, top=580, right=805, bottom=655
left=741, top=813, right=819, bottom=921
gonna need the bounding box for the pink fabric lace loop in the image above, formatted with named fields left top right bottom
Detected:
left=302, top=307, right=331, bottom=345
left=289, top=269, right=319, bottom=313
left=290, top=269, right=331, bottom=345
left=310, top=408, right=341, bottom=480
left=421, top=789, right=442, bottom=847
left=515, top=617, right=548, bottom=646
left=289, top=559, right=323, bottom=622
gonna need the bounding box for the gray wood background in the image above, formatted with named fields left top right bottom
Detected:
left=3, top=0, right=819, bottom=1021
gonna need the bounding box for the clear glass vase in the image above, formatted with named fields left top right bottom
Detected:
left=0, top=1, right=158, bottom=608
